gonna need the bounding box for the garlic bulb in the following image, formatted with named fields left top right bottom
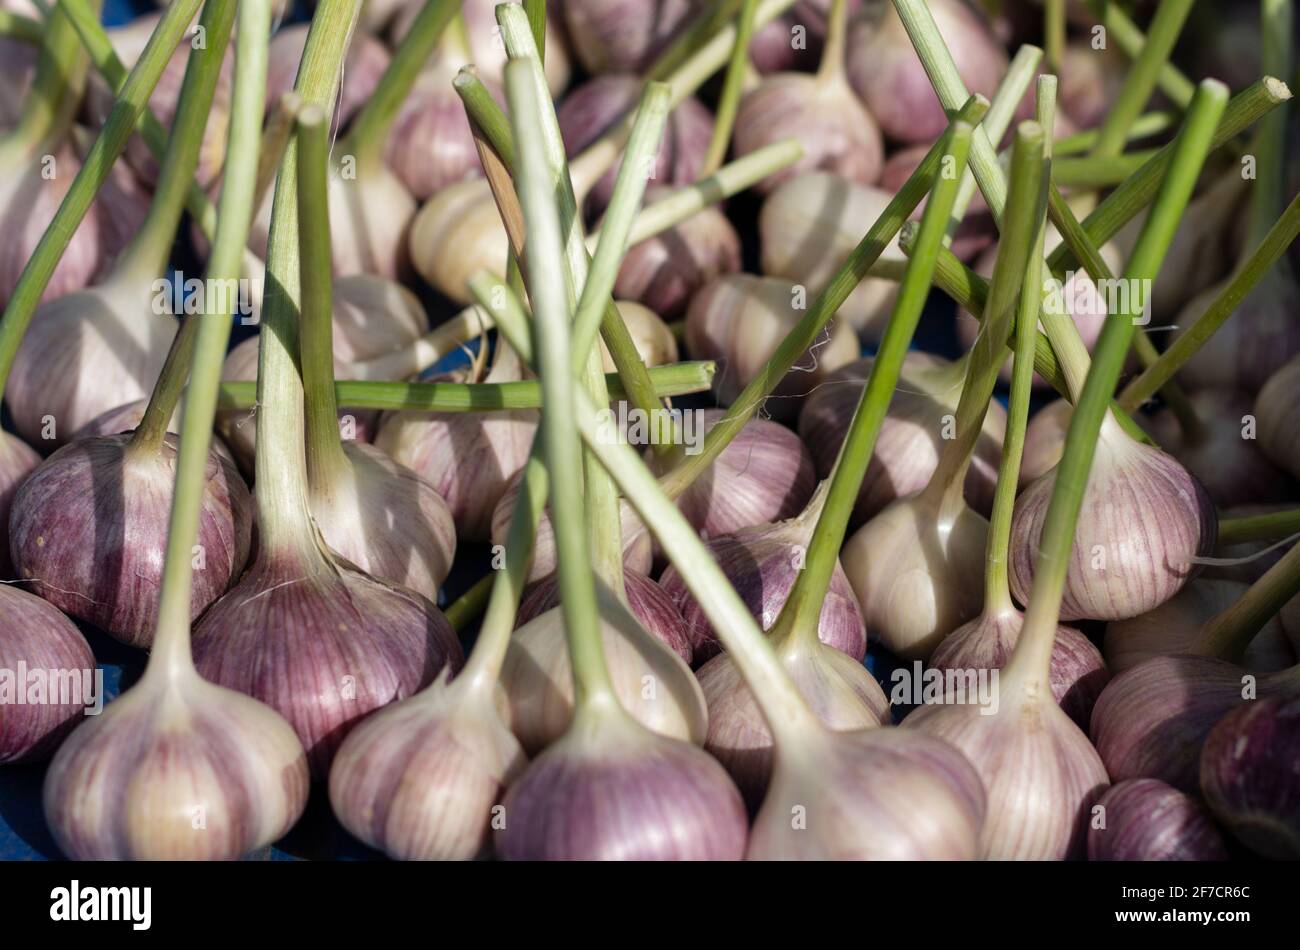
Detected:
left=903, top=665, right=1110, bottom=860
left=696, top=641, right=888, bottom=809
left=659, top=492, right=868, bottom=663
left=495, top=706, right=749, bottom=860
left=0, top=430, right=39, bottom=578
left=376, top=342, right=537, bottom=543
left=930, top=608, right=1109, bottom=730
left=1010, top=421, right=1217, bottom=622
left=846, top=0, right=1007, bottom=145
left=685, top=273, right=859, bottom=416
left=191, top=550, right=464, bottom=777
left=74, top=397, right=238, bottom=467
left=612, top=187, right=741, bottom=317
left=43, top=667, right=310, bottom=860
left=1019, top=397, right=1071, bottom=487
left=600, top=300, right=678, bottom=372
left=9, top=433, right=252, bottom=647
left=561, top=0, right=697, bottom=76
left=327, top=274, right=431, bottom=364
left=266, top=23, right=390, bottom=135
left=0, top=585, right=96, bottom=763
left=1106, top=578, right=1297, bottom=676
left=750, top=12, right=818, bottom=74
left=558, top=76, right=712, bottom=217
left=879, top=146, right=993, bottom=262
left=309, top=441, right=457, bottom=601
left=4, top=276, right=177, bottom=446
left=498, top=586, right=706, bottom=755
left=518, top=569, right=694, bottom=664
left=1200, top=694, right=1300, bottom=859
left=674, top=408, right=817, bottom=541
left=409, top=178, right=508, bottom=305
left=0, top=34, right=37, bottom=131
left=1057, top=42, right=1126, bottom=131
left=841, top=492, right=990, bottom=660
left=384, top=62, right=493, bottom=202
left=329, top=668, right=526, bottom=861
left=1257, top=353, right=1300, bottom=480
left=1087, top=778, right=1230, bottom=861
left=760, top=171, right=905, bottom=340
left=798, top=353, right=1006, bottom=524
left=747, top=726, right=987, bottom=859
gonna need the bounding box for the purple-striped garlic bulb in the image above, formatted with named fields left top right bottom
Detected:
left=0, top=33, right=37, bottom=132
left=600, top=300, right=678, bottom=371
left=0, top=585, right=96, bottom=764
left=879, top=147, right=993, bottom=262
left=747, top=725, right=987, bottom=858
left=612, top=187, right=741, bottom=318
left=930, top=608, right=1109, bottom=731
left=1143, top=389, right=1293, bottom=508
left=329, top=668, right=526, bottom=861
left=9, top=433, right=252, bottom=647
left=1020, top=398, right=1071, bottom=487
left=1011, top=420, right=1218, bottom=622
left=841, top=491, right=991, bottom=660
left=558, top=76, right=713, bottom=218
left=0, top=430, right=39, bottom=579
left=191, top=544, right=463, bottom=778
left=903, top=663, right=1110, bottom=860
left=409, top=178, right=508, bottom=304
left=1105, top=578, right=1297, bottom=675
left=318, top=273, right=431, bottom=365
left=1257, top=353, right=1300, bottom=480
left=377, top=341, right=537, bottom=544
left=560, top=0, right=697, bottom=76
left=266, top=23, right=390, bottom=136
left=1087, top=778, right=1230, bottom=861
left=43, top=663, right=309, bottom=860
left=799, top=353, right=1006, bottom=524
left=685, top=273, right=859, bottom=418
left=760, top=171, right=905, bottom=340
left=498, top=585, right=706, bottom=755
left=846, top=0, right=1007, bottom=145
left=496, top=705, right=748, bottom=860
left=1200, top=694, right=1300, bottom=859
left=659, top=483, right=867, bottom=664
left=750, top=12, right=819, bottom=74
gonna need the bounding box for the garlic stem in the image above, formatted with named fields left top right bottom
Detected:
left=1088, top=0, right=1194, bottom=160
left=770, top=120, right=975, bottom=648
left=1047, top=78, right=1292, bottom=275
left=252, top=93, right=302, bottom=220
left=506, top=59, right=615, bottom=710
left=658, top=93, right=991, bottom=501
left=1082, top=0, right=1196, bottom=109
left=3, top=2, right=89, bottom=154
left=251, top=0, right=362, bottom=559
left=150, top=0, right=270, bottom=679
left=342, top=0, right=459, bottom=168
left=0, top=0, right=202, bottom=399
left=1218, top=508, right=1300, bottom=546
left=700, top=0, right=757, bottom=177
left=1044, top=0, right=1065, bottom=72
left=1247, top=0, right=1293, bottom=248
left=1010, top=81, right=1228, bottom=688
left=925, top=121, right=1046, bottom=517
left=0, top=11, right=42, bottom=43
left=645, top=0, right=743, bottom=81
left=523, top=0, right=546, bottom=59
left=1195, top=542, right=1300, bottom=662
left=1055, top=111, right=1179, bottom=156
left=130, top=317, right=198, bottom=454
left=815, top=0, right=848, bottom=85
left=1053, top=151, right=1159, bottom=188
left=1118, top=191, right=1300, bottom=410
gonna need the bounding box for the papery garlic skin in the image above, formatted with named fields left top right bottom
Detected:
left=601, top=301, right=678, bottom=372
left=903, top=677, right=1109, bottom=860
left=561, top=0, right=697, bottom=76
left=930, top=609, right=1109, bottom=730
left=385, top=63, right=494, bottom=202
left=1087, top=778, right=1230, bottom=861
left=0, top=585, right=96, bottom=764
left=496, top=707, right=749, bottom=861
left=733, top=73, right=884, bottom=195
left=760, top=172, right=904, bottom=340
left=267, top=24, right=390, bottom=135
left=0, top=35, right=37, bottom=132
left=499, top=595, right=707, bottom=756
left=518, top=569, right=694, bottom=664
left=192, top=553, right=463, bottom=777
left=1104, top=579, right=1297, bottom=675
left=4, top=279, right=176, bottom=446
left=842, top=495, right=990, bottom=661
left=43, top=674, right=309, bottom=860
left=1057, top=42, right=1125, bottom=130
left=1010, top=428, right=1217, bottom=622
left=329, top=275, right=430, bottom=364
left=329, top=671, right=525, bottom=861
left=1019, top=398, right=1071, bottom=487
left=747, top=728, right=987, bottom=859
left=685, top=274, right=859, bottom=417
left=0, top=431, right=39, bottom=579
left=10, top=434, right=252, bottom=647
left=409, top=178, right=508, bottom=305
left=1257, top=354, right=1300, bottom=481
left=309, top=442, right=457, bottom=602
left=798, top=354, right=1005, bottom=523
left=696, top=643, right=889, bottom=809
